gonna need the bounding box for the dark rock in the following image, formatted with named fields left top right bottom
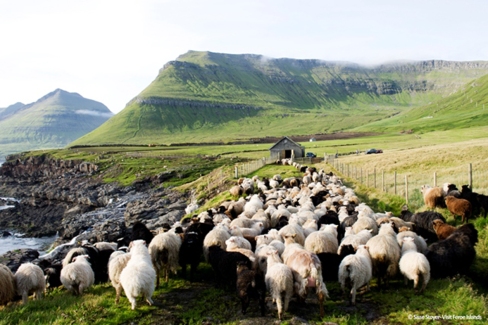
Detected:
left=0, top=248, right=40, bottom=273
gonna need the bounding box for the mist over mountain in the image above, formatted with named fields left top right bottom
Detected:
left=0, top=89, right=113, bottom=159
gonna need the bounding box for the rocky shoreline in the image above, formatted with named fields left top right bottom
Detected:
left=0, top=154, right=190, bottom=271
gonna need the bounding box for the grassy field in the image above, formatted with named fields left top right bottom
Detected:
left=3, top=129, right=488, bottom=324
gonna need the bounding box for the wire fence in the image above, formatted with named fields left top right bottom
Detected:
left=331, top=159, right=478, bottom=205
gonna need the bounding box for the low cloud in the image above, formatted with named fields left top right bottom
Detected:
left=75, top=110, right=113, bottom=118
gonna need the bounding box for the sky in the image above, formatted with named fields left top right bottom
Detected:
left=1, top=0, right=487, bottom=114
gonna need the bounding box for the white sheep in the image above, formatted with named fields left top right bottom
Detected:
left=338, top=245, right=372, bottom=305
left=203, top=224, right=230, bottom=262
left=265, top=248, right=294, bottom=320
left=225, top=237, right=256, bottom=263
left=231, top=222, right=264, bottom=238
left=0, top=264, right=16, bottom=305
left=278, top=223, right=305, bottom=246
left=365, top=223, right=401, bottom=288
left=225, top=235, right=252, bottom=250
left=399, top=237, right=431, bottom=293
left=352, top=216, right=378, bottom=236
left=60, top=255, right=95, bottom=296
left=108, top=252, right=131, bottom=303
left=149, top=230, right=182, bottom=287
left=338, top=229, right=373, bottom=255
left=396, top=230, right=428, bottom=254
left=304, top=224, right=339, bottom=254
left=14, top=263, right=45, bottom=304
left=120, top=240, right=156, bottom=310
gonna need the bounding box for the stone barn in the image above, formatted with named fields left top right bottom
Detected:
left=269, top=136, right=305, bottom=160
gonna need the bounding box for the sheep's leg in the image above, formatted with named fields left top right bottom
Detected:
left=35, top=289, right=43, bottom=300
left=318, top=290, right=325, bottom=316
left=165, top=267, right=169, bottom=283
left=350, top=287, right=356, bottom=306
left=22, top=292, right=28, bottom=304
left=276, top=295, right=284, bottom=320
left=128, top=296, right=137, bottom=310
left=404, top=276, right=408, bottom=286
left=413, top=275, right=419, bottom=292
left=156, top=268, right=160, bottom=288
left=145, top=296, right=154, bottom=306
left=115, top=285, right=122, bottom=304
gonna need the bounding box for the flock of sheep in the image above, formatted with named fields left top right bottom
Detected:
left=0, top=160, right=481, bottom=321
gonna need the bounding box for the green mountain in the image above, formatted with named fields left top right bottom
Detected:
left=0, top=89, right=113, bottom=159
left=71, top=51, right=488, bottom=146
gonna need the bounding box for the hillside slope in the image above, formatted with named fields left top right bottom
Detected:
left=353, top=73, right=488, bottom=133
left=71, top=51, right=488, bottom=146
left=0, top=89, right=113, bottom=159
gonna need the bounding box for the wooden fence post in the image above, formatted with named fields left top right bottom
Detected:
left=469, top=163, right=473, bottom=189
left=235, top=166, right=238, bottom=179
left=394, top=171, right=397, bottom=194
left=382, top=170, right=385, bottom=192
left=434, top=172, right=437, bottom=187
left=374, top=168, right=376, bottom=188
left=405, top=175, right=409, bottom=204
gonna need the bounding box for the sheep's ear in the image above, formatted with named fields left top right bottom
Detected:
left=292, top=234, right=296, bottom=238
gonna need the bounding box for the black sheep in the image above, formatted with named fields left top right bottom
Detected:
left=131, top=222, right=154, bottom=245
left=461, top=185, right=481, bottom=217
left=44, top=263, right=63, bottom=290
left=178, top=222, right=214, bottom=281
left=426, top=223, right=478, bottom=278
left=208, top=245, right=251, bottom=291
left=410, top=211, right=446, bottom=243
left=316, top=251, right=347, bottom=281
left=477, top=193, right=488, bottom=218
left=236, top=261, right=266, bottom=316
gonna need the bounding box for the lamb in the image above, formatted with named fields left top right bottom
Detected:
left=432, top=219, right=456, bottom=240
left=265, top=248, right=294, bottom=320
left=0, top=264, right=16, bottom=305
left=338, top=245, right=373, bottom=305
left=14, top=263, right=45, bottom=304
left=60, top=255, right=95, bottom=296
left=365, top=222, right=401, bottom=288
left=120, top=240, right=156, bottom=310
left=236, top=261, right=266, bottom=316
left=149, top=230, right=182, bottom=287
left=426, top=223, right=478, bottom=278
left=304, top=224, right=339, bottom=254
left=284, top=245, right=328, bottom=317
left=108, top=252, right=131, bottom=303
left=399, top=237, right=430, bottom=293
left=444, top=195, right=472, bottom=223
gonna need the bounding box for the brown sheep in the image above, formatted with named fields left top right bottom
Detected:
left=432, top=219, right=456, bottom=240
left=445, top=196, right=472, bottom=223
left=229, top=185, right=243, bottom=197
left=421, top=185, right=446, bottom=209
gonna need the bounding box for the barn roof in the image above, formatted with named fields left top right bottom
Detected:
left=269, top=136, right=304, bottom=150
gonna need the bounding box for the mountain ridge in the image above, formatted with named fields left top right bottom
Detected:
left=0, top=89, right=113, bottom=159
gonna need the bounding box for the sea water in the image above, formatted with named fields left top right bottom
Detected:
left=0, top=200, right=58, bottom=255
